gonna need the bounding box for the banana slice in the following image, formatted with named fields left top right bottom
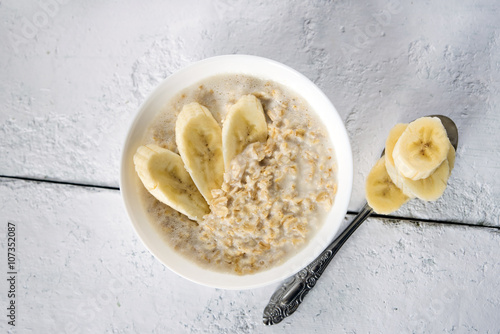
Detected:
left=398, top=159, right=450, bottom=201
left=385, top=122, right=453, bottom=201
left=385, top=123, right=408, bottom=169
left=447, top=143, right=456, bottom=172
left=133, top=144, right=209, bottom=222
left=384, top=123, right=415, bottom=198
left=176, top=102, right=225, bottom=203
left=222, top=94, right=267, bottom=169
left=366, top=156, right=409, bottom=214
left=393, top=117, right=451, bottom=180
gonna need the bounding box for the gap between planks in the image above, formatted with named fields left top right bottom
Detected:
left=1, top=175, right=499, bottom=231
left=0, top=175, right=119, bottom=191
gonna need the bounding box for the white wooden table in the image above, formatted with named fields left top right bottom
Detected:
left=1, top=1, right=499, bottom=333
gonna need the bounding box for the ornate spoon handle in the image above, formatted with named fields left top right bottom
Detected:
left=263, top=203, right=373, bottom=325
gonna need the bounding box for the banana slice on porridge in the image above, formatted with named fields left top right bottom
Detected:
left=133, top=144, right=209, bottom=222
left=176, top=102, right=225, bottom=203
left=222, top=94, right=268, bottom=169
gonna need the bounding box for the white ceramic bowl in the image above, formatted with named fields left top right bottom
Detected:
left=120, top=55, right=352, bottom=290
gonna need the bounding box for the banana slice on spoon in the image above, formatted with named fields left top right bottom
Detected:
left=384, top=120, right=457, bottom=203
left=365, top=157, right=410, bottom=214
left=384, top=123, right=413, bottom=197
left=263, top=115, right=458, bottom=325
left=393, top=117, right=450, bottom=180
left=368, top=116, right=454, bottom=212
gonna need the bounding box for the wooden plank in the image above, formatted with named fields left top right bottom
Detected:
left=1, top=178, right=498, bottom=332
left=1, top=2, right=498, bottom=222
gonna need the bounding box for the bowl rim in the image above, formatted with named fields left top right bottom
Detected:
left=120, top=54, right=353, bottom=290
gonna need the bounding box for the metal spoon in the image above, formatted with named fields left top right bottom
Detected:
left=263, top=115, right=458, bottom=325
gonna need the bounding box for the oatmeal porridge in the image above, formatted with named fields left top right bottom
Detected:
left=137, top=74, right=337, bottom=275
